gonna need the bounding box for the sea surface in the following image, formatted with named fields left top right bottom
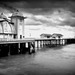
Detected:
left=0, top=44, right=75, bottom=75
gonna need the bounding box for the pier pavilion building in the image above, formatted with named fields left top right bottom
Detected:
left=0, top=13, right=15, bottom=40
left=9, top=11, right=27, bottom=39
left=52, top=33, right=63, bottom=39
left=40, top=33, right=52, bottom=38
left=40, top=33, right=63, bottom=39
left=0, top=11, right=27, bottom=40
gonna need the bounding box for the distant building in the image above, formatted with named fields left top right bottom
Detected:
left=52, top=33, right=63, bottom=39
left=40, top=33, right=63, bottom=39
left=40, top=33, right=52, bottom=38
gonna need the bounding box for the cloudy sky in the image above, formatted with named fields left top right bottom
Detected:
left=0, top=0, right=75, bottom=38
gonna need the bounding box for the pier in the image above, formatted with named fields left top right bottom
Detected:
left=0, top=11, right=75, bottom=57
left=0, top=38, right=75, bottom=57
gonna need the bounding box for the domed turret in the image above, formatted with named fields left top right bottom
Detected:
left=10, top=10, right=26, bottom=19
left=12, top=10, right=23, bottom=16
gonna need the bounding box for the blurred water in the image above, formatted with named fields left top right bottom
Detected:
left=0, top=44, right=75, bottom=75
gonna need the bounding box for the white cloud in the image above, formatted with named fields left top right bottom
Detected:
left=25, top=18, right=42, bottom=25
left=24, top=25, right=75, bottom=38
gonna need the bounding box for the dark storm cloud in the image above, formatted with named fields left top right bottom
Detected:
left=61, top=18, right=75, bottom=27
left=0, top=2, right=18, bottom=13
left=0, top=0, right=74, bottom=8
left=0, top=0, right=75, bottom=27
left=1, top=0, right=75, bottom=15
left=0, top=0, right=75, bottom=13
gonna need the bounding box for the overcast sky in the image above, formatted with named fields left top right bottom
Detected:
left=0, top=0, right=75, bottom=38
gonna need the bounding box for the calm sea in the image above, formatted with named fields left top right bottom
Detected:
left=0, top=44, right=75, bottom=75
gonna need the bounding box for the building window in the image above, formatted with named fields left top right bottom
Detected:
left=23, top=36, right=24, bottom=38
left=14, top=35, right=16, bottom=39
left=20, top=35, right=22, bottom=39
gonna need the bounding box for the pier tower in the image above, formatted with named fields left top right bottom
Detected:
left=10, top=11, right=27, bottom=39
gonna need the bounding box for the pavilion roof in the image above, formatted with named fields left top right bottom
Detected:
left=52, top=33, right=63, bottom=37
left=40, top=33, right=52, bottom=37
left=9, top=10, right=27, bottom=19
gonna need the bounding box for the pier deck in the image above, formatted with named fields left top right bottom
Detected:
left=0, top=38, right=35, bottom=44
left=0, top=38, right=75, bottom=57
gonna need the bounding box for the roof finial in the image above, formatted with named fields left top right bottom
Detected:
left=17, top=10, right=19, bottom=12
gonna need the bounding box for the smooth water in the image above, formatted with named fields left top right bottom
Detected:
left=0, top=44, right=75, bottom=75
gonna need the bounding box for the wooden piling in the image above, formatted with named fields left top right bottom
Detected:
left=20, top=43, right=26, bottom=54
left=0, top=44, right=9, bottom=57
left=9, top=43, right=18, bottom=55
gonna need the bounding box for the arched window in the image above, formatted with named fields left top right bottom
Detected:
left=10, top=24, right=15, bottom=33
left=3, top=21, right=11, bottom=33
left=0, top=23, right=3, bottom=33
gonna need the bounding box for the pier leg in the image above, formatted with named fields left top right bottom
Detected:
left=41, top=41, right=44, bottom=48
left=62, top=39, right=65, bottom=45
left=49, top=40, right=51, bottom=47
left=54, top=39, right=57, bottom=46
left=35, top=41, right=38, bottom=51
left=40, top=40, right=42, bottom=48
left=45, top=41, right=47, bottom=46
left=60, top=39, right=62, bottom=45
left=65, top=39, right=67, bottom=44
left=43, top=41, right=45, bottom=46
left=51, top=40, right=52, bottom=46
left=20, top=43, right=26, bottom=54
left=44, top=41, right=46, bottom=47
left=0, top=44, right=9, bottom=57
left=37, top=41, right=39, bottom=49
left=38, top=41, right=41, bottom=49
left=47, top=41, right=49, bottom=46
left=28, top=42, right=32, bottom=54
left=51, top=40, right=54, bottom=47
left=9, top=43, right=18, bottom=55
left=45, top=40, right=48, bottom=47
left=51, top=39, right=56, bottom=47
left=31, top=42, right=35, bottom=53
left=4, top=44, right=9, bottom=56
left=56, top=40, right=57, bottom=45
left=59, top=39, right=60, bottom=45
left=18, top=43, right=20, bottom=54
left=57, top=39, right=59, bottom=45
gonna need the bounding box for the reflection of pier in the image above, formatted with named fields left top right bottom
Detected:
left=0, top=38, right=75, bottom=57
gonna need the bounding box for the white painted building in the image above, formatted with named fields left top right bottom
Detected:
left=0, top=13, right=15, bottom=40
left=0, top=11, right=27, bottom=40
left=9, top=11, right=27, bottom=39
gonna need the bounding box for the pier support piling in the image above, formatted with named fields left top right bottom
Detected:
left=9, top=43, right=18, bottom=55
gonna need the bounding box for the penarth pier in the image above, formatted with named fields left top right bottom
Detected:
left=0, top=11, right=75, bottom=57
